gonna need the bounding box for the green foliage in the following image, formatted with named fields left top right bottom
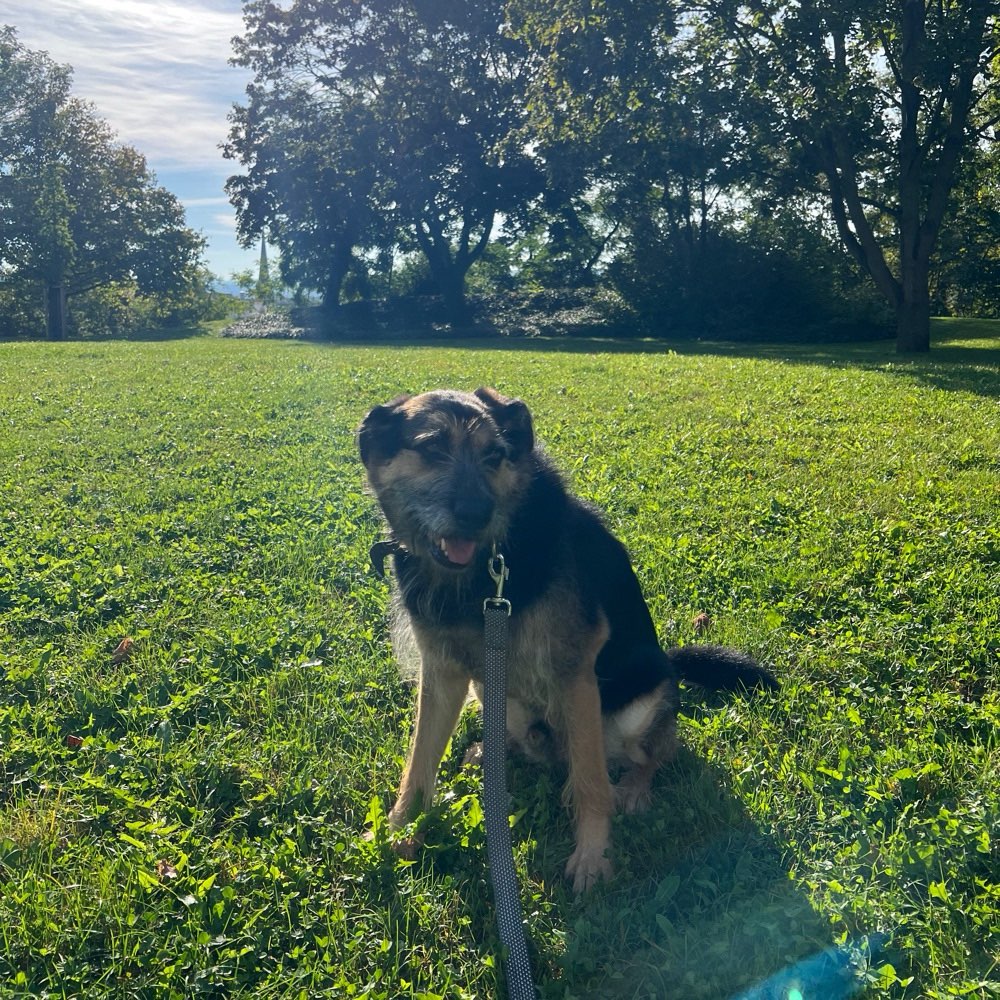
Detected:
left=227, top=0, right=543, bottom=321
left=933, top=143, right=1000, bottom=319
left=685, top=0, right=998, bottom=351
left=468, top=201, right=618, bottom=295
left=0, top=328, right=998, bottom=996
left=224, top=88, right=388, bottom=311
left=68, top=271, right=232, bottom=337
left=231, top=262, right=287, bottom=309
left=217, top=1, right=1000, bottom=343
left=0, top=269, right=230, bottom=341
left=608, top=201, right=893, bottom=339
left=0, top=27, right=208, bottom=339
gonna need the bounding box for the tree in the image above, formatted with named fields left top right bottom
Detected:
left=511, top=1, right=773, bottom=328
left=1, top=27, right=205, bottom=339
left=514, top=1, right=999, bottom=349
left=225, top=82, right=387, bottom=314
left=702, top=0, right=999, bottom=352
left=228, top=0, right=543, bottom=324
left=931, top=103, right=1000, bottom=316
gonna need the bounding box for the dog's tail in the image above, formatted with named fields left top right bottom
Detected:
left=666, top=644, right=779, bottom=693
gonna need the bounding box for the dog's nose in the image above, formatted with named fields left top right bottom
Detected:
left=452, top=488, right=493, bottom=533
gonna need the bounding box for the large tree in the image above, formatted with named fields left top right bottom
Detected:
left=515, top=1, right=999, bottom=350
left=228, top=0, right=543, bottom=324
left=224, top=82, right=387, bottom=313
left=702, top=0, right=999, bottom=352
left=1, top=27, right=205, bottom=340
left=511, top=1, right=778, bottom=326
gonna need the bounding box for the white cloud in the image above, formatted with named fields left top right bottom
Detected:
left=210, top=212, right=240, bottom=232
left=5, top=0, right=257, bottom=275
left=5, top=0, right=249, bottom=169
left=184, top=196, right=237, bottom=208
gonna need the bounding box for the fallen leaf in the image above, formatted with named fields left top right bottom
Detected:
left=156, top=859, right=178, bottom=880
left=692, top=612, right=713, bottom=634
left=112, top=637, right=134, bottom=665
left=66, top=734, right=83, bottom=749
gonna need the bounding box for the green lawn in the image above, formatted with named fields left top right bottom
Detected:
left=0, top=322, right=998, bottom=998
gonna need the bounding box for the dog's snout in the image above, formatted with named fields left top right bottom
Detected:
left=452, top=475, right=494, bottom=533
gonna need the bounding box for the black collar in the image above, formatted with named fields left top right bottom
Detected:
left=369, top=538, right=403, bottom=579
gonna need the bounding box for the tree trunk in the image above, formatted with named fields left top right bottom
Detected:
left=321, top=243, right=354, bottom=315
left=895, top=0, right=931, bottom=354
left=438, top=268, right=471, bottom=327
left=896, top=258, right=931, bottom=352
left=414, top=227, right=472, bottom=328
left=45, top=282, right=67, bottom=341
left=413, top=208, right=494, bottom=330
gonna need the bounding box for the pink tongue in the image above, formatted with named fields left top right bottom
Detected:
left=443, top=538, right=477, bottom=566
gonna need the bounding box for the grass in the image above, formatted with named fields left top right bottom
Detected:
left=0, top=320, right=997, bottom=998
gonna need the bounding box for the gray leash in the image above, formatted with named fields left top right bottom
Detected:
left=483, top=549, right=537, bottom=1000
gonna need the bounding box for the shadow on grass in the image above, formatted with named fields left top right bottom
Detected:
left=93, top=323, right=218, bottom=342
left=299, top=316, right=1000, bottom=400
left=500, top=746, right=892, bottom=1000
left=1, top=325, right=214, bottom=344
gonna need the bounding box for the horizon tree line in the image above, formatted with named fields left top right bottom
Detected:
left=3, top=4, right=999, bottom=350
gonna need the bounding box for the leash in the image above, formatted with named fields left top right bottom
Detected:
left=369, top=536, right=537, bottom=996
left=483, top=548, right=537, bottom=1000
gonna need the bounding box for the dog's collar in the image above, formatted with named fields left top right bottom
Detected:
left=369, top=538, right=403, bottom=579
left=368, top=537, right=502, bottom=582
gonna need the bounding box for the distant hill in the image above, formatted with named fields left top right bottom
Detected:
left=212, top=279, right=245, bottom=297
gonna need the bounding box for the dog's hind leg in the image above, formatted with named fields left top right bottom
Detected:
left=612, top=683, right=678, bottom=814
left=388, top=657, right=469, bottom=832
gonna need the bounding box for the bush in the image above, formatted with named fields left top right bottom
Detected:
left=0, top=269, right=231, bottom=340
left=0, top=281, right=43, bottom=339
left=607, top=209, right=893, bottom=341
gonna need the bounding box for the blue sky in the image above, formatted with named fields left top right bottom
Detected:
left=6, top=0, right=259, bottom=281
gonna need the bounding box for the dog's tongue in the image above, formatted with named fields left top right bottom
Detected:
left=442, top=537, right=477, bottom=566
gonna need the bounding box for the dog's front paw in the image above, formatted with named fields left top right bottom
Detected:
left=364, top=804, right=424, bottom=859
left=565, top=843, right=613, bottom=894
left=391, top=834, right=422, bottom=860
left=364, top=824, right=423, bottom=859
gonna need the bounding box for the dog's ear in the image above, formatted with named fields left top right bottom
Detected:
left=358, top=395, right=410, bottom=467
left=474, top=386, right=534, bottom=458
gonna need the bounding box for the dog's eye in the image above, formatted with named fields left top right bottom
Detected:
left=482, top=447, right=505, bottom=470
left=413, top=439, right=450, bottom=463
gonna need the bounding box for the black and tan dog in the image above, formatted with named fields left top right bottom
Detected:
left=359, top=387, right=776, bottom=892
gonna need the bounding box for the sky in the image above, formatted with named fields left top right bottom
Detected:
left=5, top=0, right=259, bottom=282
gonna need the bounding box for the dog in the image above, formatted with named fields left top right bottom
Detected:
left=359, top=387, right=777, bottom=892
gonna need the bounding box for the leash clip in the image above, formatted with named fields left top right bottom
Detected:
left=485, top=544, right=511, bottom=616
